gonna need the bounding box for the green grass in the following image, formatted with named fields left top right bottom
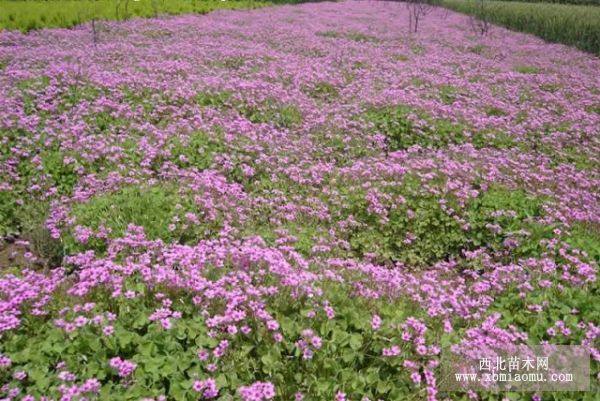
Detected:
left=442, top=0, right=600, bottom=55
left=0, top=0, right=277, bottom=31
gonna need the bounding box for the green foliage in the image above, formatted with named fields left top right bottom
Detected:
left=59, top=84, right=102, bottom=111
left=211, top=56, right=246, bottom=70
left=0, top=190, right=17, bottom=237
left=303, top=81, right=339, bottom=102
left=0, top=283, right=206, bottom=400
left=315, top=30, right=342, bottom=39
left=565, top=223, right=600, bottom=263
left=168, top=131, right=224, bottom=170
left=484, top=106, right=508, bottom=117
left=345, top=175, right=468, bottom=267
left=67, top=184, right=219, bottom=253
left=345, top=31, right=379, bottom=43
left=514, top=65, right=540, bottom=74
left=346, top=181, right=552, bottom=267
left=438, top=84, right=459, bottom=105
left=70, top=185, right=180, bottom=239
left=0, top=57, right=10, bottom=70
left=442, top=0, right=600, bottom=55
left=361, top=105, right=467, bottom=151
left=85, top=110, right=128, bottom=133
left=316, top=30, right=379, bottom=43
left=466, top=186, right=553, bottom=259
left=586, top=104, right=600, bottom=115
left=239, top=100, right=303, bottom=129
left=195, top=91, right=233, bottom=108
left=491, top=284, right=599, bottom=345
left=15, top=76, right=51, bottom=115
left=490, top=0, right=599, bottom=5
left=41, top=150, right=79, bottom=195
left=194, top=91, right=303, bottom=129
left=309, top=125, right=377, bottom=166
left=18, top=201, right=64, bottom=268
left=0, top=269, right=430, bottom=401
left=471, top=130, right=519, bottom=150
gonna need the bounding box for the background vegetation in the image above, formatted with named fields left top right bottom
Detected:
left=2, top=0, right=600, bottom=56
left=0, top=0, right=279, bottom=31
left=493, top=0, right=599, bottom=5
left=442, top=0, right=600, bottom=55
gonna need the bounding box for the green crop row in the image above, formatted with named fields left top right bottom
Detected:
left=442, top=0, right=600, bottom=55
left=0, top=0, right=285, bottom=31
left=495, top=0, right=599, bottom=5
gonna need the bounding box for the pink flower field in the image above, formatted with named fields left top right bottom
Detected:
left=0, top=1, right=598, bottom=400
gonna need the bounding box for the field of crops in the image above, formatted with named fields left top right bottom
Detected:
left=0, top=1, right=599, bottom=400
left=442, top=0, right=600, bottom=55
left=0, top=0, right=275, bottom=31
left=495, top=0, right=599, bottom=5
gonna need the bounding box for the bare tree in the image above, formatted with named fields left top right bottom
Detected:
left=469, top=0, right=491, bottom=36
left=405, top=0, right=439, bottom=33
left=77, top=7, right=99, bottom=45
left=91, top=18, right=99, bottom=45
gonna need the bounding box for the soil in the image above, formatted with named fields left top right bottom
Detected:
left=0, top=239, right=34, bottom=270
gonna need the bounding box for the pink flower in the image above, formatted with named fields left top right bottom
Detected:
left=103, top=325, right=114, bottom=336
left=109, top=357, right=137, bottom=377
left=371, top=314, right=382, bottom=330
left=310, top=335, right=322, bottom=349
left=0, top=355, right=11, bottom=368
left=382, top=345, right=401, bottom=357
left=238, top=381, right=275, bottom=401
left=58, top=371, right=76, bottom=381
left=198, top=349, right=210, bottom=361
left=13, top=371, right=27, bottom=380
left=161, top=318, right=172, bottom=330
left=266, top=320, right=279, bottom=331
left=193, top=378, right=219, bottom=399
